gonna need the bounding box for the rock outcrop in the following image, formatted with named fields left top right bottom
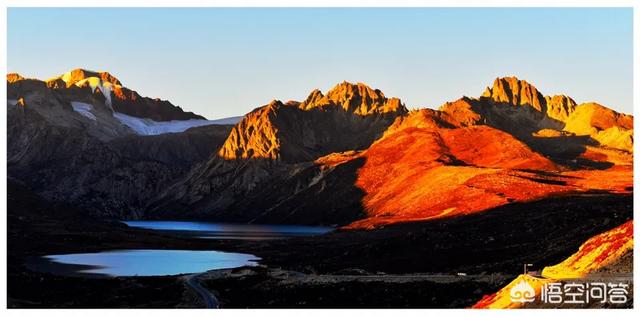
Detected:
left=480, top=77, right=577, bottom=122
left=6, top=73, right=25, bottom=83
left=299, top=81, right=405, bottom=115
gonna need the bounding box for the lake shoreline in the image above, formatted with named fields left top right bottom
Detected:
left=7, top=180, right=633, bottom=308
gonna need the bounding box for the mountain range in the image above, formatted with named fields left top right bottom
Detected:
left=6, top=69, right=633, bottom=227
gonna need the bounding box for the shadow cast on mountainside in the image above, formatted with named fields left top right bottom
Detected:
left=527, top=134, right=614, bottom=169
left=515, top=176, right=567, bottom=186
left=243, top=157, right=369, bottom=226
left=147, top=156, right=369, bottom=227
left=467, top=99, right=614, bottom=170
left=516, top=169, right=582, bottom=179
left=249, top=194, right=632, bottom=275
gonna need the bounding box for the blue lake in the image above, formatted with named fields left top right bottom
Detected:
left=34, top=222, right=331, bottom=277
left=123, top=221, right=334, bottom=240
left=43, top=249, right=260, bottom=277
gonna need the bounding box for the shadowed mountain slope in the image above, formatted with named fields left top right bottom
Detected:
left=7, top=70, right=234, bottom=218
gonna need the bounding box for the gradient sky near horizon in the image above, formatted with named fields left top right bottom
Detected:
left=8, top=8, right=633, bottom=119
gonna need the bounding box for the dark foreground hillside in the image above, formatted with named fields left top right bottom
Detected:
left=8, top=179, right=632, bottom=308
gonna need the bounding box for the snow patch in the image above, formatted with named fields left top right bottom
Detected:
left=71, top=102, right=97, bottom=121
left=96, top=83, right=113, bottom=109
left=113, top=112, right=228, bottom=135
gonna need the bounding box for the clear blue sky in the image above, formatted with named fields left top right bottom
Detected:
left=8, top=8, right=633, bottom=119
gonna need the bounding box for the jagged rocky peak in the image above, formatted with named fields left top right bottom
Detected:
left=438, top=97, right=483, bottom=127
left=300, top=81, right=407, bottom=115
left=481, top=76, right=578, bottom=122
left=49, top=68, right=123, bottom=88
left=481, top=76, right=546, bottom=111
left=302, top=89, right=324, bottom=105
left=6, top=73, right=25, bottom=83
left=23, top=68, right=204, bottom=121
left=218, top=100, right=283, bottom=161
left=545, top=94, right=577, bottom=121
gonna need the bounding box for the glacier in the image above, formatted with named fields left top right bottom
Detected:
left=71, top=102, right=97, bottom=121
left=113, top=112, right=233, bottom=135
